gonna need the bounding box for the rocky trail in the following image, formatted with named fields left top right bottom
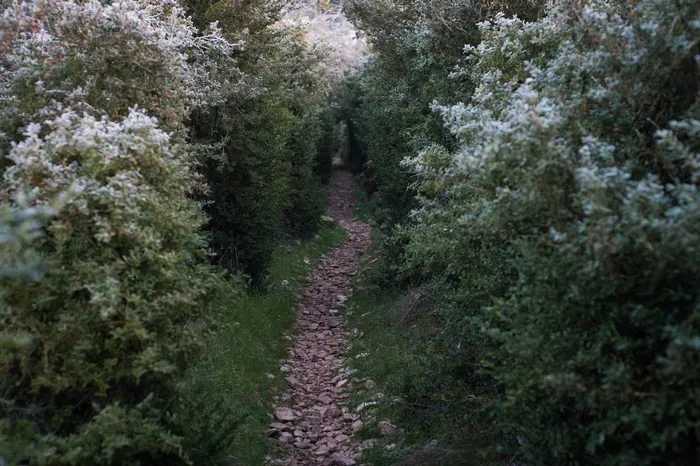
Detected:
left=267, top=170, right=372, bottom=466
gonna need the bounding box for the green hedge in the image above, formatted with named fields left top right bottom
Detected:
left=346, top=0, right=700, bottom=463
left=187, top=0, right=336, bottom=285
left=0, top=0, right=335, bottom=462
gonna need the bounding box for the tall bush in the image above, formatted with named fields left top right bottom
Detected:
left=399, top=0, right=700, bottom=462
left=0, top=1, right=234, bottom=463
left=0, top=196, right=56, bottom=463
left=186, top=0, right=337, bottom=284
left=342, top=0, right=545, bottom=224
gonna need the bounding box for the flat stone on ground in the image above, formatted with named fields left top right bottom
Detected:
left=275, top=407, right=296, bottom=422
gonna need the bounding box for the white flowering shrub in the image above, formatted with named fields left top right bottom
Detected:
left=341, top=0, right=544, bottom=229
left=0, top=1, right=242, bottom=463
left=0, top=108, right=230, bottom=464
left=0, top=0, right=235, bottom=146
left=343, top=0, right=700, bottom=461
left=285, top=0, right=367, bottom=77
left=394, top=0, right=700, bottom=462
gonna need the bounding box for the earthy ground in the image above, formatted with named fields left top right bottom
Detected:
left=267, top=170, right=372, bottom=465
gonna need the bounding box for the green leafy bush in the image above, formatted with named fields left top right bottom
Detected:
left=192, top=91, right=295, bottom=283
left=314, top=107, right=339, bottom=184
left=340, top=0, right=544, bottom=288
left=0, top=1, right=236, bottom=463
left=187, top=0, right=338, bottom=284
left=285, top=111, right=328, bottom=237
left=0, top=108, right=225, bottom=465
left=349, top=0, right=700, bottom=463
left=342, top=0, right=545, bottom=224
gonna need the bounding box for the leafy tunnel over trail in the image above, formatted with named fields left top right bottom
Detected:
left=1, top=0, right=700, bottom=465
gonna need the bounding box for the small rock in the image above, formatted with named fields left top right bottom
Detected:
left=320, top=215, right=336, bottom=226
left=268, top=422, right=293, bottom=433
left=425, top=439, right=439, bottom=449
left=330, top=454, right=357, bottom=466
left=315, top=445, right=330, bottom=456
left=356, top=400, right=379, bottom=412
left=336, top=434, right=350, bottom=443
left=274, top=407, right=296, bottom=422
left=351, top=420, right=363, bottom=432
left=335, top=379, right=348, bottom=388
left=378, top=420, right=396, bottom=436
left=364, top=379, right=376, bottom=390
left=360, top=439, right=377, bottom=450
left=279, top=432, right=294, bottom=444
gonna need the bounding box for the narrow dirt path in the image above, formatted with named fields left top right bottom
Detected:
left=268, top=170, right=372, bottom=466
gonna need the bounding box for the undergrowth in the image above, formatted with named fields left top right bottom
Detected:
left=344, top=0, right=700, bottom=463
left=185, top=224, right=347, bottom=465
left=345, top=195, right=498, bottom=466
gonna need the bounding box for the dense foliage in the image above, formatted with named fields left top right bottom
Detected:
left=0, top=0, right=341, bottom=463
left=345, top=0, right=700, bottom=463
left=0, top=1, right=234, bottom=463
left=2, top=0, right=698, bottom=463
left=343, top=0, right=543, bottom=225
left=184, top=0, right=340, bottom=284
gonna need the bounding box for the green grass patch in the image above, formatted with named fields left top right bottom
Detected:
left=345, top=286, right=442, bottom=462
left=343, top=200, right=499, bottom=465
left=346, top=281, right=497, bottom=466
left=187, top=224, right=347, bottom=465
left=351, top=188, right=382, bottom=223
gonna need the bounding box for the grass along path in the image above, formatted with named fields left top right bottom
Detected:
left=186, top=223, right=347, bottom=465
left=340, top=189, right=496, bottom=466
